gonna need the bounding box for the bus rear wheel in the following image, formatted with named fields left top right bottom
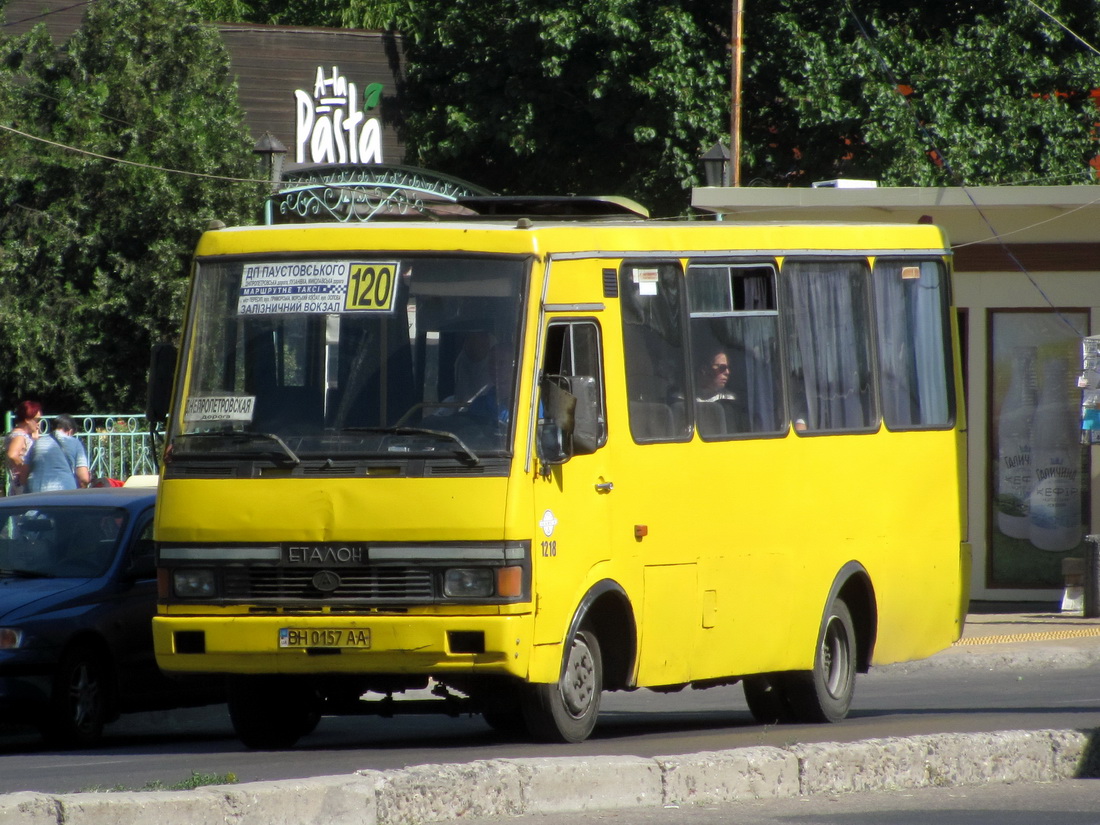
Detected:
left=742, top=673, right=796, bottom=725
left=788, top=598, right=857, bottom=723
left=521, top=628, right=602, bottom=743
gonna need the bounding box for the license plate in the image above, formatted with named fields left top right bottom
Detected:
left=279, top=628, right=371, bottom=649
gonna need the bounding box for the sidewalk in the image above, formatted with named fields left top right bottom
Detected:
left=923, top=602, right=1100, bottom=670
left=960, top=606, right=1100, bottom=642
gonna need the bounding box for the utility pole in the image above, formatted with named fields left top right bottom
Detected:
left=730, top=0, right=744, bottom=187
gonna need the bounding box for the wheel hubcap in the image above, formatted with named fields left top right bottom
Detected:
left=560, top=637, right=595, bottom=718
left=821, top=615, right=851, bottom=699
left=69, top=663, right=99, bottom=730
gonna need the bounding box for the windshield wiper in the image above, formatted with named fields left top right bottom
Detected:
left=173, top=431, right=300, bottom=464
left=0, top=568, right=53, bottom=579
left=342, top=427, right=481, bottom=466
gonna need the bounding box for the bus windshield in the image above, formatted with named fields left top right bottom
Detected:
left=171, top=255, right=529, bottom=463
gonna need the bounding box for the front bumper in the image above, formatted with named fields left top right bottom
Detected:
left=153, top=612, right=535, bottom=678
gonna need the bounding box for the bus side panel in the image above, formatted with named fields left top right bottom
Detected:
left=607, top=417, right=965, bottom=684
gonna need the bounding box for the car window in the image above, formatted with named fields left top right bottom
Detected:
left=0, top=505, right=129, bottom=579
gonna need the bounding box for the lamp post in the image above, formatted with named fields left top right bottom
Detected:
left=701, top=143, right=731, bottom=188
left=253, top=131, right=287, bottom=185
left=253, top=132, right=287, bottom=225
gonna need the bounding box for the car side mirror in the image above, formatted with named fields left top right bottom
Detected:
left=146, top=342, right=178, bottom=423
left=127, top=538, right=157, bottom=580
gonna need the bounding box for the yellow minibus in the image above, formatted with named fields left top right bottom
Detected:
left=151, top=198, right=969, bottom=747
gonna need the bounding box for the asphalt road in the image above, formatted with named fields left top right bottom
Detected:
left=0, top=658, right=1097, bottom=795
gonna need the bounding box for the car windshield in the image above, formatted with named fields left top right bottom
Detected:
left=0, top=505, right=128, bottom=579
left=171, top=255, right=528, bottom=463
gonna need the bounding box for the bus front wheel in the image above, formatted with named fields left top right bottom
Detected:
left=228, top=676, right=318, bottom=749
left=788, top=598, right=857, bottom=723
left=522, top=628, right=603, bottom=743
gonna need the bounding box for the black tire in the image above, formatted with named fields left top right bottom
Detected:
left=521, top=628, right=603, bottom=743
left=42, top=644, right=111, bottom=747
left=742, top=673, right=796, bottom=725
left=787, top=598, right=857, bottom=723
left=228, top=676, right=317, bottom=749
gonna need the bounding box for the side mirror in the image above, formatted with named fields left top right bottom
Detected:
left=146, top=342, right=178, bottom=423
left=538, top=377, right=577, bottom=466
left=568, top=376, right=604, bottom=455
left=127, top=538, right=157, bottom=580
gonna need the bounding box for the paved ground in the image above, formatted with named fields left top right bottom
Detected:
left=932, top=603, right=1100, bottom=669
left=2, top=602, right=1098, bottom=825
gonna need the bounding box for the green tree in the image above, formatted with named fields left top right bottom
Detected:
left=185, top=0, right=1100, bottom=203
left=0, top=0, right=264, bottom=412
left=191, top=0, right=403, bottom=29
left=743, top=0, right=1100, bottom=185
left=397, top=0, right=729, bottom=216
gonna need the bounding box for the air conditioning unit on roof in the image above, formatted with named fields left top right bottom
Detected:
left=811, top=179, right=878, bottom=188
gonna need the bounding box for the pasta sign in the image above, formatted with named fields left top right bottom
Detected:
left=295, top=66, right=384, bottom=165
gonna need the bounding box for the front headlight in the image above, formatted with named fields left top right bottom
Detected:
left=443, top=568, right=494, bottom=598
left=172, top=569, right=217, bottom=599
left=0, top=628, right=23, bottom=649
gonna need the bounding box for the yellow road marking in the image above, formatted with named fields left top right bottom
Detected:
left=954, top=627, right=1100, bottom=646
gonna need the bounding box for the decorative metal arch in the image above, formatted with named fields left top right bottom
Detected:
left=265, top=164, right=494, bottom=224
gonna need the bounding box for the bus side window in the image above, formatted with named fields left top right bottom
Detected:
left=781, top=259, right=877, bottom=434
left=873, top=259, right=954, bottom=430
left=619, top=261, right=691, bottom=443
left=686, top=263, right=785, bottom=438
left=539, top=321, right=607, bottom=462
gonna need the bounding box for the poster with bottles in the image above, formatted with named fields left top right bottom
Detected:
left=989, top=311, right=1088, bottom=589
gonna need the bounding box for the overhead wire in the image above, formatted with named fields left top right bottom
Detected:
left=1021, top=0, right=1100, bottom=58
left=1, top=0, right=268, bottom=188
left=1, top=0, right=96, bottom=28
left=843, top=0, right=1091, bottom=336
left=0, top=122, right=271, bottom=186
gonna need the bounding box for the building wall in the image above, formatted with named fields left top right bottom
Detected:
left=953, top=259, right=1099, bottom=601
left=218, top=24, right=406, bottom=170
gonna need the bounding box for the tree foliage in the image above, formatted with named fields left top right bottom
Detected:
left=0, top=0, right=264, bottom=412
left=397, top=0, right=728, bottom=216
left=743, top=0, right=1100, bottom=186
left=188, top=0, right=1100, bottom=207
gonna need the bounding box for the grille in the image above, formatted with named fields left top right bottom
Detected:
left=223, top=567, right=434, bottom=601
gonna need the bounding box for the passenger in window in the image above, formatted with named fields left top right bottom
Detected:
left=695, top=350, right=737, bottom=403
left=453, top=331, right=496, bottom=402
left=466, top=345, right=514, bottom=426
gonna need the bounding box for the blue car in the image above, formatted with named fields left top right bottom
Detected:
left=0, top=486, right=221, bottom=746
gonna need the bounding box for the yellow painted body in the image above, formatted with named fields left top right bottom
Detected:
left=154, top=219, right=969, bottom=688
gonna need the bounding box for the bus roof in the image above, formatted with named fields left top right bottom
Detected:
left=194, top=219, right=951, bottom=259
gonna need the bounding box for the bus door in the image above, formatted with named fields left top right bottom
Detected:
left=532, top=318, right=613, bottom=646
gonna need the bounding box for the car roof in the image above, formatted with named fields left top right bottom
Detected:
left=0, top=487, right=156, bottom=510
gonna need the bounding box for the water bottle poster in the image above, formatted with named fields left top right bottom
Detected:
left=989, top=310, right=1088, bottom=589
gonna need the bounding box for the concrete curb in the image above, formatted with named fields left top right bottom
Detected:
left=0, top=727, right=1095, bottom=825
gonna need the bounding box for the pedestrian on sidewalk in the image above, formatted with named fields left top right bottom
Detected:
left=25, top=414, right=90, bottom=492
left=3, top=400, right=42, bottom=496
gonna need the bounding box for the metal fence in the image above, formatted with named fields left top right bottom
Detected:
left=3, top=413, right=158, bottom=486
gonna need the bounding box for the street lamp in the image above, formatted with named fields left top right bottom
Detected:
left=253, top=132, right=287, bottom=185
left=701, top=143, right=730, bottom=188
